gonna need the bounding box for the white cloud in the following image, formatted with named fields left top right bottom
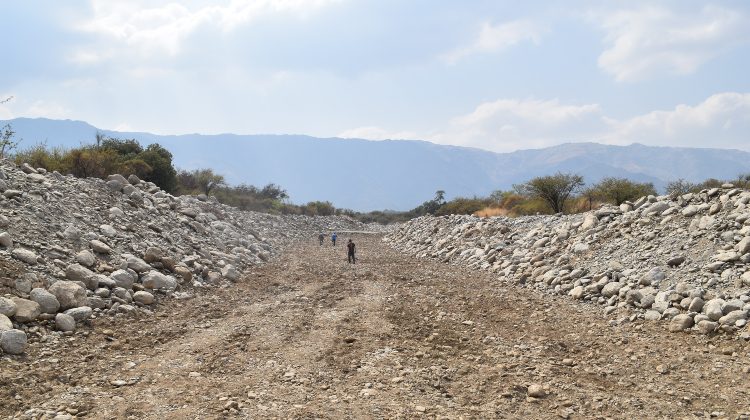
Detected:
left=0, top=107, right=12, bottom=121
left=347, top=93, right=750, bottom=153
left=0, top=96, right=71, bottom=121
left=606, top=92, right=750, bottom=149
left=26, top=101, right=71, bottom=119
left=0, top=94, right=14, bottom=120
left=113, top=122, right=134, bottom=132
left=453, top=98, right=601, bottom=126
left=75, top=0, right=342, bottom=60
left=596, top=5, right=750, bottom=82
left=442, top=20, right=543, bottom=63
left=434, top=98, right=605, bottom=151
left=338, top=126, right=421, bottom=141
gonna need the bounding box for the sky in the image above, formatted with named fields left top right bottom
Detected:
left=0, top=0, right=749, bottom=153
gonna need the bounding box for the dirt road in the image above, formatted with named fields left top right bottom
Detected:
left=2, top=234, right=749, bottom=419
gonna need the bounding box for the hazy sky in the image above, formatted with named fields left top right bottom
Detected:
left=1, top=0, right=749, bottom=152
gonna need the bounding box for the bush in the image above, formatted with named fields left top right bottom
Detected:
left=666, top=178, right=724, bottom=196
left=63, top=147, right=120, bottom=178
left=208, top=182, right=291, bottom=214
left=435, top=197, right=491, bottom=216
left=12, top=137, right=178, bottom=192
left=101, top=137, right=143, bottom=157
left=474, top=192, right=553, bottom=217
left=138, top=144, right=177, bottom=193
left=665, top=179, right=697, bottom=196
left=696, top=178, right=723, bottom=190
left=735, top=173, right=750, bottom=189
left=509, top=197, right=553, bottom=215
left=593, top=177, right=656, bottom=205
left=179, top=168, right=227, bottom=196
left=118, top=159, right=153, bottom=179
left=302, top=201, right=335, bottom=216
left=13, top=143, right=66, bottom=172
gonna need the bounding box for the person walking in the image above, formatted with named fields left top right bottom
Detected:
left=318, top=232, right=324, bottom=245
left=347, top=238, right=356, bottom=264
left=331, top=232, right=337, bottom=246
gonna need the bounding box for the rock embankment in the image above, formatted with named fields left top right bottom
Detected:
left=0, top=160, right=380, bottom=355
left=387, top=186, right=750, bottom=337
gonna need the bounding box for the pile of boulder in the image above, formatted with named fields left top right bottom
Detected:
left=387, top=185, right=750, bottom=337
left=0, top=160, right=380, bottom=355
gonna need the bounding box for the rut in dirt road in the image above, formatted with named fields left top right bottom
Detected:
left=3, top=234, right=750, bottom=419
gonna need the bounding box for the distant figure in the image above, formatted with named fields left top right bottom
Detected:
left=347, top=239, right=356, bottom=264
left=331, top=232, right=337, bottom=246
left=318, top=232, right=324, bottom=246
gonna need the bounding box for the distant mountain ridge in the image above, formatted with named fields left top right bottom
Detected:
left=3, top=117, right=750, bottom=211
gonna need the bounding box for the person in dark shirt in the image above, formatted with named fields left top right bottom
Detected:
left=318, top=232, right=324, bottom=245
left=347, top=239, right=356, bottom=264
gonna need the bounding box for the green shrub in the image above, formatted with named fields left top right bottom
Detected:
left=13, top=143, right=67, bottom=172
left=593, top=177, right=656, bottom=205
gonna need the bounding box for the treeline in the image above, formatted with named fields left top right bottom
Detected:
left=13, top=136, right=178, bottom=192
left=7, top=130, right=750, bottom=223
left=399, top=172, right=750, bottom=220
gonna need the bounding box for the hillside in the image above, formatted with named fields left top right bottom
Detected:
left=4, top=117, right=750, bottom=211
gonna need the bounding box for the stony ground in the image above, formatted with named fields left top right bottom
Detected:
left=2, top=234, right=750, bottom=419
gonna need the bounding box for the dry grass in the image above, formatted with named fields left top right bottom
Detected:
left=568, top=197, right=607, bottom=214
left=473, top=207, right=510, bottom=217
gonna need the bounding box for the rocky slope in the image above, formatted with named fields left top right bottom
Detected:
left=387, top=186, right=750, bottom=337
left=0, top=159, right=381, bottom=355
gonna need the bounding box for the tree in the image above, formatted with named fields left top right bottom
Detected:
left=0, top=124, right=20, bottom=158
left=594, top=177, right=656, bottom=205
left=514, top=172, right=584, bottom=213
left=193, top=168, right=226, bottom=196
left=580, top=186, right=600, bottom=211
left=421, top=190, right=447, bottom=215
left=176, top=169, right=198, bottom=193
left=95, top=131, right=105, bottom=149
left=489, top=190, right=505, bottom=205
left=260, top=183, right=289, bottom=201
left=139, top=143, right=177, bottom=193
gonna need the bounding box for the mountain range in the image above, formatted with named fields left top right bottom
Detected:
left=3, top=117, right=750, bottom=211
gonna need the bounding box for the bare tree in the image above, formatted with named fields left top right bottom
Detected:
left=0, top=124, right=20, bottom=158
left=0, top=97, right=20, bottom=158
